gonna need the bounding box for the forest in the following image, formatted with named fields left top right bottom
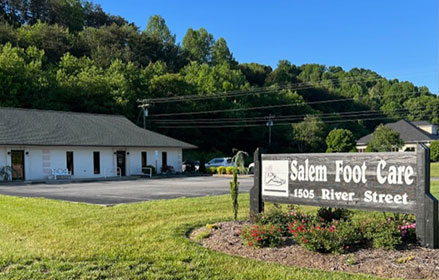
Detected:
left=1, top=0, right=438, bottom=158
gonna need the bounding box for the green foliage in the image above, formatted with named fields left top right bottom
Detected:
left=143, top=165, right=156, bottom=175
left=317, top=207, right=353, bottom=222
left=360, top=216, right=417, bottom=250
left=290, top=219, right=360, bottom=254
left=366, top=124, right=404, bottom=152
left=292, top=115, right=326, bottom=152
left=206, top=166, right=217, bottom=174
left=182, top=27, right=214, bottom=64
left=231, top=149, right=248, bottom=171
left=0, top=4, right=438, bottom=158
left=430, top=141, right=439, bottom=162
left=216, top=166, right=226, bottom=175
left=240, top=224, right=283, bottom=248
left=254, top=208, right=309, bottom=235
left=0, top=165, right=12, bottom=180
left=230, top=168, right=239, bottom=220
left=326, top=129, right=356, bottom=153
left=145, top=15, right=175, bottom=45
left=225, top=166, right=235, bottom=175
left=211, top=37, right=236, bottom=66
left=194, top=228, right=211, bottom=241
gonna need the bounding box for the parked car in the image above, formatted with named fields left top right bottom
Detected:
left=205, top=157, right=233, bottom=168
left=248, top=163, right=255, bottom=174
left=182, top=160, right=200, bottom=172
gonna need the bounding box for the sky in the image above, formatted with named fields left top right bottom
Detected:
left=95, top=0, right=438, bottom=93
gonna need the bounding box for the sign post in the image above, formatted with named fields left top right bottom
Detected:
left=250, top=143, right=438, bottom=248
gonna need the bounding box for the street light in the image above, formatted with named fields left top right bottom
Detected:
left=266, top=114, right=274, bottom=146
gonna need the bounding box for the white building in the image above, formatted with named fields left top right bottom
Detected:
left=0, top=107, right=196, bottom=181
left=356, top=120, right=439, bottom=152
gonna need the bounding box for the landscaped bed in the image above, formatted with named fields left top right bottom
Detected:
left=191, top=220, right=439, bottom=279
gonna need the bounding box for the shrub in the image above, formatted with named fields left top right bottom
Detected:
left=254, top=208, right=309, bottom=236
left=289, top=219, right=360, bottom=254
left=142, top=165, right=156, bottom=175
left=225, top=166, right=236, bottom=175
left=359, top=217, right=417, bottom=250
left=206, top=167, right=217, bottom=174
left=430, top=141, right=439, bottom=162
left=217, top=166, right=226, bottom=175
left=317, top=207, right=352, bottom=222
left=240, top=224, right=282, bottom=248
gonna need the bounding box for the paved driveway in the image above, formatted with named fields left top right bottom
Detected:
left=0, top=176, right=253, bottom=205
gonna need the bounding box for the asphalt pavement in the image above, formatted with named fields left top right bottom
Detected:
left=0, top=176, right=253, bottom=205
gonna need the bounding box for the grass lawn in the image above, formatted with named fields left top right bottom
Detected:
left=431, top=162, right=439, bottom=177
left=0, top=194, right=387, bottom=280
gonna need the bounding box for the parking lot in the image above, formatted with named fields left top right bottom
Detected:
left=0, top=176, right=253, bottom=205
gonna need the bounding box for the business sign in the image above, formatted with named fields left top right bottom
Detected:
left=250, top=144, right=438, bottom=248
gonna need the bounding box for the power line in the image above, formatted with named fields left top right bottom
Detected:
left=138, top=69, right=437, bottom=105
left=154, top=114, right=420, bottom=129
left=148, top=90, right=425, bottom=117
left=151, top=107, right=416, bottom=124
left=139, top=75, right=384, bottom=104
left=153, top=107, right=432, bottom=129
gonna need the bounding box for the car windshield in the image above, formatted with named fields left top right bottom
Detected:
left=208, top=158, right=222, bottom=164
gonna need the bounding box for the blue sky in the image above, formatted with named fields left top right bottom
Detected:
left=96, top=0, right=438, bottom=93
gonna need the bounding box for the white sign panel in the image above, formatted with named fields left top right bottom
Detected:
left=262, top=160, right=289, bottom=197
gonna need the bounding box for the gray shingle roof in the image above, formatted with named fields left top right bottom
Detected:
left=357, top=120, right=439, bottom=145
left=0, top=107, right=196, bottom=148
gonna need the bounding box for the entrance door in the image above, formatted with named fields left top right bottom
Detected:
left=11, top=150, right=25, bottom=180
left=116, top=151, right=126, bottom=176
left=162, top=151, right=167, bottom=172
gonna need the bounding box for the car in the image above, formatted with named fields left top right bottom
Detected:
left=205, top=157, right=233, bottom=168
left=182, top=160, right=200, bottom=172
left=248, top=163, right=254, bottom=174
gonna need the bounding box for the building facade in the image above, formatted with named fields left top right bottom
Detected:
left=356, top=120, right=439, bottom=152
left=0, top=108, right=195, bottom=181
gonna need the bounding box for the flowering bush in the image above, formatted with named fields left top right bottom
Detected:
left=399, top=222, right=416, bottom=243
left=240, top=224, right=283, bottom=248
left=289, top=219, right=360, bottom=254
left=317, top=207, right=352, bottom=222
left=360, top=217, right=416, bottom=250
left=253, top=208, right=309, bottom=235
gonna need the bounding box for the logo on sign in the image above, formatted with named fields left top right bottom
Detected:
left=262, top=160, right=288, bottom=197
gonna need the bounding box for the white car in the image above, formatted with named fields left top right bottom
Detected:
left=205, top=157, right=233, bottom=168
left=248, top=163, right=255, bottom=174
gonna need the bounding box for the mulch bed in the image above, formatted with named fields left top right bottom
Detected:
left=190, top=221, right=439, bottom=279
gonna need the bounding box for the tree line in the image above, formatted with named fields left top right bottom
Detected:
left=1, top=0, right=438, bottom=158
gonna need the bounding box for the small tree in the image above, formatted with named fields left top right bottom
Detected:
left=430, top=141, right=439, bottom=162
left=229, top=149, right=248, bottom=220
left=366, top=124, right=404, bottom=152
left=292, top=116, right=326, bottom=152
left=326, top=129, right=356, bottom=153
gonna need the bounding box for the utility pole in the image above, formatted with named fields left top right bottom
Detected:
left=266, top=114, right=274, bottom=146
left=137, top=99, right=150, bottom=129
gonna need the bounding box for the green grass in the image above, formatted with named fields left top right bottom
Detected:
left=0, top=194, right=387, bottom=280
left=431, top=162, right=439, bottom=177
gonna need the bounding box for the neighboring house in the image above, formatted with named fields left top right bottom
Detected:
left=356, top=120, right=439, bottom=152
left=0, top=107, right=196, bottom=181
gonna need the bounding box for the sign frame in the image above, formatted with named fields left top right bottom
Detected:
left=250, top=144, right=438, bottom=248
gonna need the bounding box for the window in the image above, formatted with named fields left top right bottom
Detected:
left=66, top=151, right=74, bottom=175
left=142, top=152, right=147, bottom=168
left=162, top=152, right=167, bottom=168
left=93, top=152, right=100, bottom=174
